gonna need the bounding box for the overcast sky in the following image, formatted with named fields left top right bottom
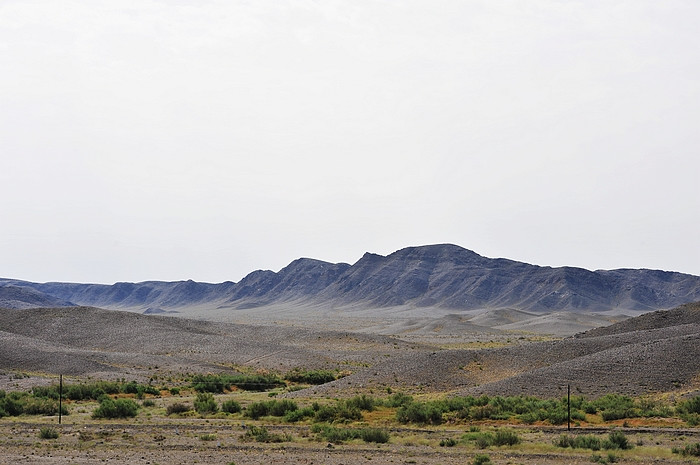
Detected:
left=1, top=1, right=699, bottom=284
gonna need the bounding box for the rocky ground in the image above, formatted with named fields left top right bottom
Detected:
left=2, top=304, right=700, bottom=400
left=1, top=419, right=698, bottom=465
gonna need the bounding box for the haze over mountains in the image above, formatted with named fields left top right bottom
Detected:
left=2, top=244, right=700, bottom=315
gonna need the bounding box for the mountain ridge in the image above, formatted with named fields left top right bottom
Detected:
left=1, top=244, right=699, bottom=314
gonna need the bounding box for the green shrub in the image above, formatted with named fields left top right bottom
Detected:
left=33, top=381, right=160, bottom=402
left=38, top=427, right=59, bottom=439
left=603, top=431, right=632, bottom=450
left=285, top=406, right=315, bottom=422
left=493, top=429, right=521, bottom=446
left=462, top=428, right=519, bottom=447
left=92, top=397, right=139, bottom=419
left=284, top=369, right=338, bottom=385
left=678, top=396, right=700, bottom=415
left=199, top=433, right=217, bottom=441
left=268, top=399, right=298, bottom=416
left=24, top=397, right=68, bottom=416
left=440, top=438, right=458, bottom=447
left=384, top=392, right=413, bottom=408
left=672, top=442, right=700, bottom=457
left=554, top=434, right=602, bottom=450
left=359, top=427, right=390, bottom=443
left=166, top=402, right=191, bottom=415
left=142, top=399, right=156, bottom=408
left=313, top=403, right=362, bottom=423
left=396, top=401, right=444, bottom=425
left=344, top=394, right=376, bottom=412
left=472, top=454, right=492, bottom=465
left=191, top=373, right=284, bottom=393
left=0, top=392, right=27, bottom=416
left=462, top=431, right=495, bottom=449
left=169, top=387, right=181, bottom=395
left=310, top=424, right=389, bottom=444
left=245, top=399, right=298, bottom=419
left=221, top=399, right=242, bottom=414
left=194, top=393, right=218, bottom=414
left=243, top=425, right=291, bottom=443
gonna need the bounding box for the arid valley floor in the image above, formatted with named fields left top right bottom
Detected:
left=1, top=302, right=699, bottom=464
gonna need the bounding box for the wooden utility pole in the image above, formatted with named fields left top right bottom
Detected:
left=567, top=384, right=571, bottom=431
left=58, top=374, right=63, bottom=425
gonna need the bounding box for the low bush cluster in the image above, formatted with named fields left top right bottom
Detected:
left=221, top=399, right=242, bottom=414
left=243, top=425, right=292, bottom=443
left=194, top=392, right=218, bottom=414
left=554, top=431, right=632, bottom=451
left=0, top=391, right=68, bottom=418
left=672, top=442, right=700, bottom=457
left=311, top=424, right=389, bottom=444
left=395, top=394, right=588, bottom=425
left=32, top=381, right=159, bottom=402
left=393, top=393, right=683, bottom=425
left=166, top=402, right=192, bottom=415
left=92, top=397, right=140, bottom=419
left=472, top=454, right=492, bottom=465
left=554, top=434, right=603, bottom=450
left=461, top=429, right=521, bottom=448
left=38, top=427, right=59, bottom=439
left=191, top=373, right=285, bottom=393
left=245, top=399, right=298, bottom=419
left=284, top=369, right=339, bottom=385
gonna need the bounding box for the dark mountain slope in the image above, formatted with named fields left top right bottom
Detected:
left=2, top=244, right=699, bottom=313
left=0, top=284, right=74, bottom=309
left=225, top=258, right=351, bottom=306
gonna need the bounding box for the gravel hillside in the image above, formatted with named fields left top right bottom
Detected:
left=2, top=303, right=699, bottom=399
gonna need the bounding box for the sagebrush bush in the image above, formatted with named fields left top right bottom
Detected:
left=313, top=403, right=362, bottom=423
left=493, top=429, right=521, bottom=446
left=284, top=369, right=338, bottom=385
left=311, top=424, right=389, bottom=444
left=678, top=396, right=700, bottom=415
left=672, top=442, right=700, bottom=457
left=38, top=427, right=59, bottom=439
left=194, top=393, right=218, bottom=414
left=384, top=392, right=413, bottom=408
left=284, top=406, right=315, bottom=422
left=344, top=394, right=376, bottom=412
left=92, top=397, right=139, bottom=419
left=191, top=373, right=284, bottom=393
left=472, top=453, right=492, bottom=465
left=221, top=399, right=242, bottom=414
left=603, top=431, right=632, bottom=450
left=245, top=399, right=298, bottom=419
left=166, top=402, right=191, bottom=415
left=554, top=434, right=602, bottom=450
left=396, top=401, right=444, bottom=425
left=243, top=425, right=291, bottom=443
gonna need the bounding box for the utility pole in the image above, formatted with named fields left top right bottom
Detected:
left=59, top=374, right=63, bottom=425
left=567, top=384, right=571, bottom=431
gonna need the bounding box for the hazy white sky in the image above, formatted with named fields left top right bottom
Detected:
left=1, top=0, right=699, bottom=284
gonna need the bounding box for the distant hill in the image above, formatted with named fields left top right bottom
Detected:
left=2, top=303, right=698, bottom=398
left=0, top=284, right=74, bottom=310
left=2, top=244, right=699, bottom=313
left=302, top=301, right=700, bottom=398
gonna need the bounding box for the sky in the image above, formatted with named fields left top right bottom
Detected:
left=1, top=0, right=699, bottom=284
